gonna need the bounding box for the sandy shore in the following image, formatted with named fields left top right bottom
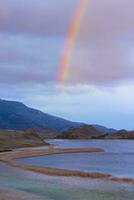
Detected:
left=0, top=146, right=134, bottom=184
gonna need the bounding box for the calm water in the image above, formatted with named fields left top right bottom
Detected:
left=0, top=161, right=134, bottom=200
left=19, top=140, right=134, bottom=178
left=47, top=139, right=134, bottom=153
left=1, top=140, right=134, bottom=199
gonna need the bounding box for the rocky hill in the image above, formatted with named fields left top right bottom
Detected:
left=56, top=126, right=134, bottom=140
left=93, top=129, right=134, bottom=139
left=56, top=125, right=103, bottom=139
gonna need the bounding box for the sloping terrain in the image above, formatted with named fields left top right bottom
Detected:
left=94, top=130, right=134, bottom=139
left=56, top=125, right=103, bottom=139
left=0, top=99, right=81, bottom=132
left=0, top=130, right=48, bottom=152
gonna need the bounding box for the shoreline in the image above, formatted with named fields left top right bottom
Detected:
left=0, top=146, right=134, bottom=184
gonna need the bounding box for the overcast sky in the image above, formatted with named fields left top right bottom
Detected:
left=0, top=0, right=134, bottom=130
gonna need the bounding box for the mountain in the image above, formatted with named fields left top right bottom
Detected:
left=0, top=99, right=81, bottom=132
left=0, top=99, right=116, bottom=133
left=56, top=125, right=104, bottom=139
left=93, top=124, right=117, bottom=133
left=26, top=128, right=59, bottom=139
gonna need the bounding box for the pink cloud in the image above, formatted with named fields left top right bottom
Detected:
left=0, top=0, right=75, bottom=35
left=0, top=0, right=134, bottom=85
left=67, top=0, right=134, bottom=84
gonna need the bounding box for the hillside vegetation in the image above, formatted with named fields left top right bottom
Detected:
left=0, top=130, right=48, bottom=152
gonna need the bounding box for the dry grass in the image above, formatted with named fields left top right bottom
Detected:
left=0, top=130, right=48, bottom=152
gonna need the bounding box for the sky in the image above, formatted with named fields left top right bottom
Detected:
left=0, top=0, right=134, bottom=130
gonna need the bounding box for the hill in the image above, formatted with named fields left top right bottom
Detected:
left=56, top=126, right=134, bottom=140
left=0, top=129, right=48, bottom=152
left=56, top=125, right=103, bottom=139
left=93, top=129, right=134, bottom=139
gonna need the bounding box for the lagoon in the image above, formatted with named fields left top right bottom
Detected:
left=19, top=140, right=134, bottom=178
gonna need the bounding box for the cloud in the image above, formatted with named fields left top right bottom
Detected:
left=0, top=0, right=134, bottom=87
left=1, top=83, right=134, bottom=130
left=0, top=0, right=134, bottom=130
left=0, top=0, right=76, bottom=35
left=68, top=0, right=134, bottom=85
left=0, top=33, right=63, bottom=84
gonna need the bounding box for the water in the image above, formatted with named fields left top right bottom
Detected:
left=19, top=140, right=134, bottom=178
left=1, top=140, right=134, bottom=199
left=0, top=161, right=134, bottom=200
left=46, top=139, right=134, bottom=153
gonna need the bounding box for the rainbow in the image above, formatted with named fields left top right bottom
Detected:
left=58, top=0, right=88, bottom=85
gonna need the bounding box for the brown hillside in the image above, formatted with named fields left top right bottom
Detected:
left=56, top=125, right=103, bottom=139
left=0, top=130, right=48, bottom=152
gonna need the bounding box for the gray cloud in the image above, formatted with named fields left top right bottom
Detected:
left=0, top=33, right=62, bottom=84
left=0, top=0, right=75, bottom=35
left=0, top=0, right=134, bottom=87
left=67, top=0, right=134, bottom=84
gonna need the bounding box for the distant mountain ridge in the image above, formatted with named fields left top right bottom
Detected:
left=0, top=99, right=116, bottom=133
left=92, top=124, right=116, bottom=133
left=0, top=99, right=81, bottom=132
